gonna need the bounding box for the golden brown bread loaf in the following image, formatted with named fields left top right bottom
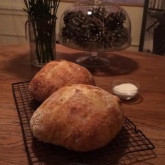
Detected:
left=30, top=84, right=124, bottom=152
left=28, top=60, right=95, bottom=102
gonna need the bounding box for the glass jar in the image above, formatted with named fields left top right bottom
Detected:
left=58, top=0, right=131, bottom=68
left=28, top=16, right=56, bottom=67
left=58, top=0, right=131, bottom=52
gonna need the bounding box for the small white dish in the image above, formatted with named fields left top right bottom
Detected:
left=112, top=79, right=140, bottom=100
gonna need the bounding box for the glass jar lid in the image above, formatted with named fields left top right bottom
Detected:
left=58, top=0, right=131, bottom=51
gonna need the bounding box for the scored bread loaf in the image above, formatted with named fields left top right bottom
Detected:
left=29, top=60, right=95, bottom=102
left=30, top=84, right=124, bottom=152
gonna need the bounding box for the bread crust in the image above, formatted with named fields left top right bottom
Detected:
left=30, top=84, right=124, bottom=152
left=29, top=60, right=95, bottom=102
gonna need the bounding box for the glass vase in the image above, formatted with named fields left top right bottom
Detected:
left=28, top=16, right=56, bottom=67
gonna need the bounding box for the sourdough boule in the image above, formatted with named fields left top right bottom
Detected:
left=30, top=84, right=124, bottom=152
left=29, top=60, right=95, bottom=102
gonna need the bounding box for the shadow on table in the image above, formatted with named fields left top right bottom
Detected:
left=122, top=94, right=144, bottom=105
left=119, top=149, right=156, bottom=165
left=57, top=51, right=139, bottom=76
left=31, top=127, right=130, bottom=165
left=3, top=53, right=40, bottom=80
left=30, top=126, right=156, bottom=165
left=3, top=50, right=138, bottom=79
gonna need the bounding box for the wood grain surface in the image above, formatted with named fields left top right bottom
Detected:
left=0, top=44, right=165, bottom=165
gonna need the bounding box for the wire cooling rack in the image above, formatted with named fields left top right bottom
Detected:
left=12, top=81, right=155, bottom=165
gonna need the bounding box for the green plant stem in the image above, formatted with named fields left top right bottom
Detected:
left=30, top=18, right=41, bottom=63
left=25, top=0, right=60, bottom=64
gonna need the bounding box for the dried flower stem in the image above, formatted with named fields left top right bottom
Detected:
left=24, top=0, right=60, bottom=64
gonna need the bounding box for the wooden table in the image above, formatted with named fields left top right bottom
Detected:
left=0, top=44, right=165, bottom=165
